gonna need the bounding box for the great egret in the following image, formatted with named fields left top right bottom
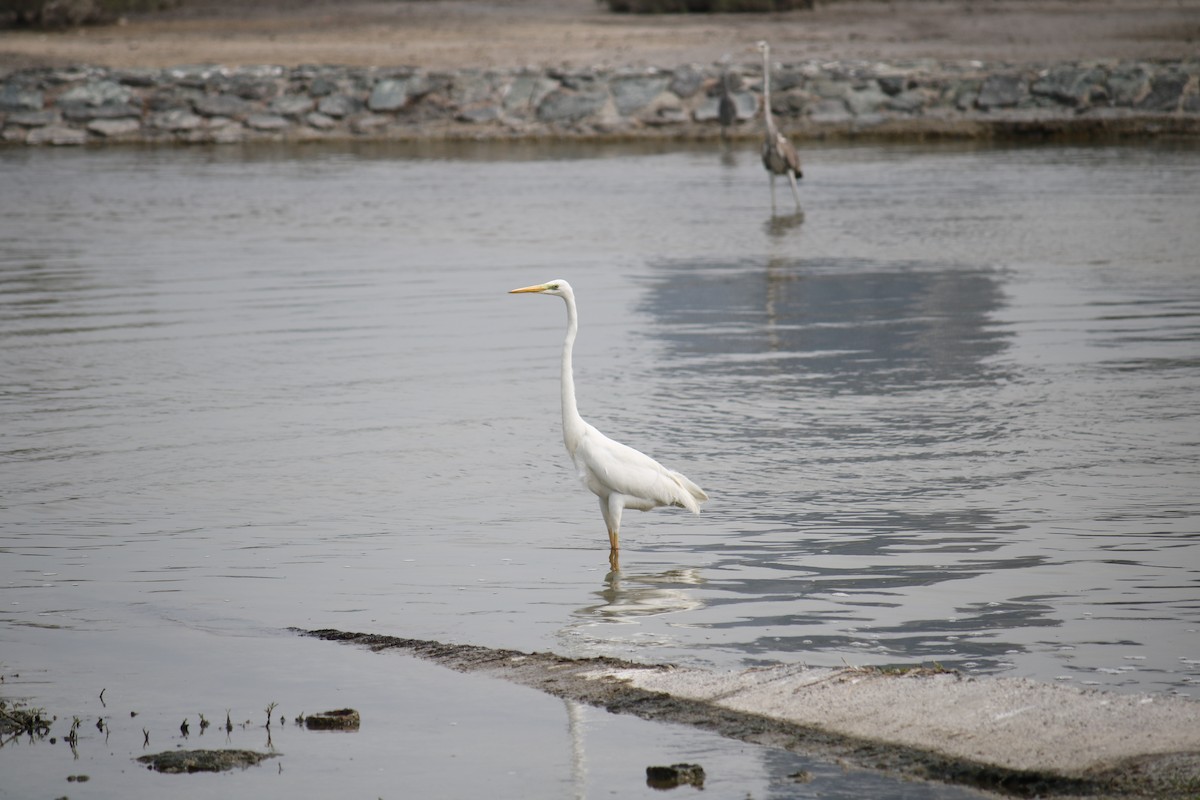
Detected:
left=509, top=280, right=708, bottom=561
left=756, top=40, right=803, bottom=211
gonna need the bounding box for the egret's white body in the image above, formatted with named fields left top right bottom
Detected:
left=510, top=280, right=708, bottom=559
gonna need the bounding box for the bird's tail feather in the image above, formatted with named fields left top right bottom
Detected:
left=669, top=471, right=708, bottom=514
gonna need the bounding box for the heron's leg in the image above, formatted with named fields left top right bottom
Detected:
left=769, top=173, right=777, bottom=211
left=786, top=170, right=802, bottom=211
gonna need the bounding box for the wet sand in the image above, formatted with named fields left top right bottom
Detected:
left=2, top=0, right=1199, bottom=71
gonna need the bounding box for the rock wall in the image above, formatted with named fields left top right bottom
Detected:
left=2, top=59, right=1198, bottom=145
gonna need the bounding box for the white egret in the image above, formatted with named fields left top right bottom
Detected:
left=509, top=280, right=708, bottom=561
left=756, top=40, right=803, bottom=212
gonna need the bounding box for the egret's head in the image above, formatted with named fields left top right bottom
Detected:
left=509, top=279, right=572, bottom=298
left=754, top=40, right=769, bottom=55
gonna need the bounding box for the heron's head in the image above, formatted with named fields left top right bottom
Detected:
left=509, top=279, right=572, bottom=298
left=755, top=40, right=770, bottom=55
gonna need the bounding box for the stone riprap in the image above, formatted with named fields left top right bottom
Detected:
left=1, top=59, right=1197, bottom=145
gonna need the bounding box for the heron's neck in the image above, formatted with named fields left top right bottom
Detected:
left=560, top=292, right=586, bottom=454
left=761, top=51, right=777, bottom=136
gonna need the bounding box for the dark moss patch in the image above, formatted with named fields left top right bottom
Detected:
left=136, top=748, right=276, bottom=774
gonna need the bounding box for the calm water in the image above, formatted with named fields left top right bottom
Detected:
left=1, top=140, right=1198, bottom=797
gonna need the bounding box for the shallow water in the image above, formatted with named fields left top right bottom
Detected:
left=1, top=139, right=1199, bottom=796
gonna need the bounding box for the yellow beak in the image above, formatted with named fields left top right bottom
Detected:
left=509, top=284, right=548, bottom=294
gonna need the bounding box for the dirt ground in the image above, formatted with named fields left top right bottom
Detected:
left=2, top=0, right=1198, bottom=71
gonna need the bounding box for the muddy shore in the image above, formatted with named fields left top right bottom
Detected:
left=2, top=0, right=1198, bottom=144
left=301, top=628, right=1200, bottom=800
left=3, top=0, right=1199, bottom=71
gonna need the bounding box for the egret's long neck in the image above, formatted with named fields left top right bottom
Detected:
left=761, top=49, right=777, bottom=136
left=560, top=291, right=586, bottom=455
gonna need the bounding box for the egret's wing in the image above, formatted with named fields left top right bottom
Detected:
left=575, top=426, right=705, bottom=513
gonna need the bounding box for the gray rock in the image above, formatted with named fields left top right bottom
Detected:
left=809, top=78, right=845, bottom=99
left=808, top=98, right=851, bottom=122
left=149, top=109, right=204, bottom=131
left=62, top=102, right=140, bottom=122
left=450, top=72, right=498, bottom=106
left=6, top=109, right=59, bottom=127
left=778, top=89, right=813, bottom=115
left=2, top=127, right=29, bottom=143
left=1031, top=65, right=1108, bottom=107
left=667, top=66, right=704, bottom=99
left=878, top=75, right=910, bottom=96
left=209, top=123, right=247, bottom=143
left=734, top=92, right=759, bottom=120
left=885, top=89, right=928, bottom=113
left=245, top=114, right=290, bottom=131
left=87, top=118, right=140, bottom=137
left=845, top=84, right=888, bottom=115
left=0, top=85, right=44, bottom=112
left=269, top=95, right=315, bottom=116
left=115, top=68, right=160, bottom=87
left=305, top=111, right=337, bottom=130
left=26, top=125, right=87, bottom=145
left=350, top=114, right=391, bottom=134
left=955, top=90, right=979, bottom=111
left=646, top=107, right=688, bottom=126
left=611, top=76, right=670, bottom=116
left=59, top=80, right=132, bottom=107
left=773, top=68, right=807, bottom=93
left=1184, top=93, right=1200, bottom=113
left=1137, top=72, right=1188, bottom=111
left=165, top=64, right=223, bottom=88
left=503, top=73, right=558, bottom=114
left=976, top=73, right=1026, bottom=109
left=368, top=78, right=411, bottom=112
left=194, top=94, right=254, bottom=117
left=536, top=86, right=609, bottom=123
left=226, top=75, right=280, bottom=101
left=412, top=72, right=453, bottom=99
left=457, top=104, right=501, bottom=123
left=308, top=75, right=340, bottom=97
left=555, top=71, right=597, bottom=92
left=1107, top=64, right=1152, bottom=106
left=317, top=93, right=362, bottom=118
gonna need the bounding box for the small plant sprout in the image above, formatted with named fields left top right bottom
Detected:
left=198, top=713, right=210, bottom=733
left=65, top=716, right=81, bottom=747
left=265, top=702, right=278, bottom=729
left=225, top=710, right=233, bottom=734
left=180, top=718, right=189, bottom=737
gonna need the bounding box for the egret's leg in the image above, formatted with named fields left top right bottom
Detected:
left=769, top=174, right=777, bottom=210
left=600, top=495, right=623, bottom=553
left=786, top=171, right=802, bottom=211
